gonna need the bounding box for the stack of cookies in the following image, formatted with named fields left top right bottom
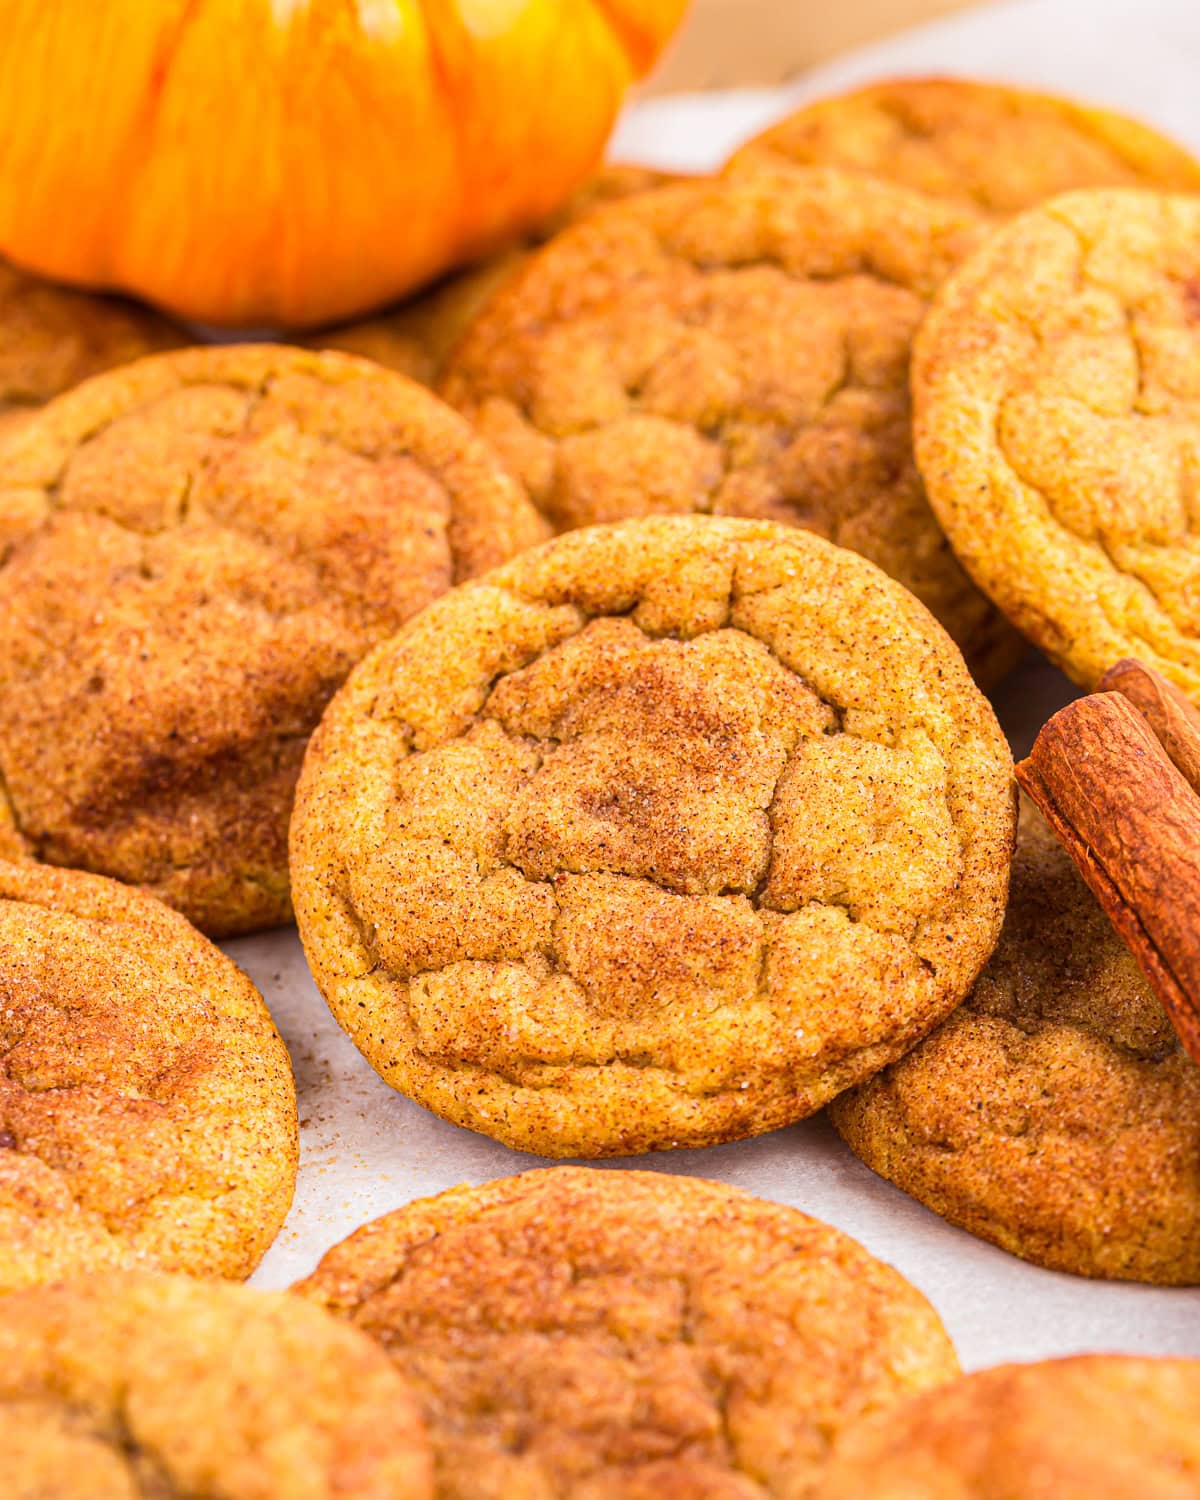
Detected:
left=3, top=73, right=1200, bottom=1497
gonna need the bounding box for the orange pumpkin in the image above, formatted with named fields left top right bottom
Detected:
left=0, top=0, right=688, bottom=327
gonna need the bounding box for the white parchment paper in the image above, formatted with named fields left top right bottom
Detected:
left=241, top=0, right=1200, bottom=1368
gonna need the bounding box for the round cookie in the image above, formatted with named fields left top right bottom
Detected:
left=290, top=515, right=1015, bottom=1158
left=439, top=167, right=1022, bottom=686
left=294, top=1167, right=960, bottom=1500
left=0, top=259, right=183, bottom=431
left=0, top=343, right=545, bottom=935
left=311, top=166, right=680, bottom=387
left=816, top=1355, right=1200, bottom=1500
left=0, top=1271, right=433, bottom=1500
left=830, top=797, right=1200, bottom=1283
left=914, top=187, right=1200, bottom=697
left=728, top=77, right=1200, bottom=216
left=0, top=858, right=297, bottom=1291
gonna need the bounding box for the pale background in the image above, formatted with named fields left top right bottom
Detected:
left=644, top=0, right=976, bottom=91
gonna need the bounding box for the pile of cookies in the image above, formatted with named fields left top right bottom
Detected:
left=3, top=75, right=1200, bottom=1495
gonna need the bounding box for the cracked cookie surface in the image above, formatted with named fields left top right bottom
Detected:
left=290, top=516, right=1014, bottom=1158
left=0, top=1271, right=433, bottom=1499
left=728, top=78, right=1200, bottom=217
left=294, top=1166, right=959, bottom=1500
left=0, top=343, right=544, bottom=935
left=830, top=797, right=1200, bottom=1283
left=0, top=260, right=184, bottom=432
left=914, top=188, right=1200, bottom=696
left=310, top=166, right=680, bottom=387
left=439, top=167, right=1022, bottom=686
left=816, top=1355, right=1200, bottom=1500
left=0, top=860, right=296, bottom=1291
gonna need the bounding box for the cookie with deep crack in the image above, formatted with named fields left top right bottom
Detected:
left=0, top=259, right=184, bottom=432
left=310, top=166, right=680, bottom=386
left=291, top=515, right=1015, bottom=1157
left=294, top=1166, right=959, bottom=1500
left=914, top=188, right=1200, bottom=696
left=440, top=167, right=1023, bottom=686
left=830, top=796, right=1200, bottom=1283
left=816, top=1355, right=1200, bottom=1500
left=0, top=343, right=545, bottom=935
left=0, top=1271, right=433, bottom=1499
left=0, top=859, right=296, bottom=1291
left=728, top=78, right=1200, bottom=217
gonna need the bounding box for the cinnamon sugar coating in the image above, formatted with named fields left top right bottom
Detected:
left=729, top=78, right=1200, bottom=217
left=291, top=516, right=1014, bottom=1157
left=295, top=1167, right=959, bottom=1500
left=0, top=1272, right=433, bottom=1498
left=440, top=168, right=1023, bottom=685
left=915, top=187, right=1200, bottom=696
left=0, top=259, right=183, bottom=431
left=831, top=797, right=1200, bottom=1283
left=817, top=1355, right=1200, bottom=1499
left=0, top=343, right=544, bottom=934
left=0, top=860, right=296, bottom=1291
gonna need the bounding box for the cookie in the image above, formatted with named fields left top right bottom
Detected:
left=311, top=166, right=679, bottom=387
left=0, top=1271, right=432, bottom=1499
left=0, top=343, right=544, bottom=935
left=551, top=164, right=690, bottom=224
left=439, top=167, right=1023, bottom=686
left=0, top=859, right=296, bottom=1291
left=830, top=797, right=1200, bottom=1283
left=294, top=1167, right=959, bottom=1500
left=0, top=259, right=183, bottom=430
left=914, top=188, right=1200, bottom=697
left=817, top=1355, right=1200, bottom=1500
left=729, top=77, right=1200, bottom=216
left=290, top=515, right=1014, bottom=1158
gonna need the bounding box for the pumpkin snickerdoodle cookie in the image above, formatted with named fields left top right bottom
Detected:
left=0, top=859, right=296, bottom=1292
left=0, top=1272, right=433, bottom=1499
left=728, top=77, right=1200, bottom=217
left=915, top=188, right=1200, bottom=698
left=439, top=167, right=1022, bottom=685
left=0, top=259, right=183, bottom=432
left=291, top=516, right=1014, bottom=1158
left=294, top=1167, right=959, bottom=1500
left=830, top=797, right=1200, bottom=1284
left=816, top=1355, right=1200, bottom=1500
left=0, top=343, right=544, bottom=935
left=311, top=165, right=680, bottom=387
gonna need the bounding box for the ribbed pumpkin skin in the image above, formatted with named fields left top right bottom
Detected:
left=0, top=0, right=687, bottom=327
